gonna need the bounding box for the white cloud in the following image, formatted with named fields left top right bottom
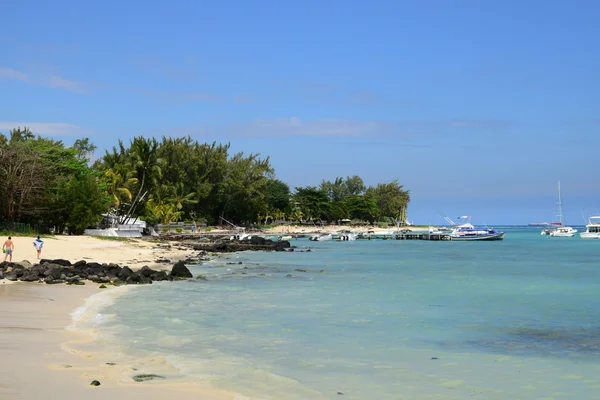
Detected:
left=0, top=67, right=28, bottom=81
left=0, top=66, right=88, bottom=93
left=0, top=122, right=86, bottom=136
left=157, top=117, right=515, bottom=139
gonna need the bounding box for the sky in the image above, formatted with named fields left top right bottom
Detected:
left=1, top=0, right=599, bottom=224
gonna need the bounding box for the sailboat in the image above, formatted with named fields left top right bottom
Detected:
left=541, top=181, right=577, bottom=237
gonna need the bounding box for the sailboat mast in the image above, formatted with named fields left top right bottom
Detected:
left=557, top=181, right=563, bottom=224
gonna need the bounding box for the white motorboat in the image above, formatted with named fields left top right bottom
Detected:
left=441, top=215, right=505, bottom=241
left=336, top=231, right=357, bottom=241
left=580, top=216, right=600, bottom=239
left=549, top=227, right=577, bottom=237
left=309, top=233, right=333, bottom=241
left=543, top=181, right=577, bottom=237
left=450, top=223, right=505, bottom=241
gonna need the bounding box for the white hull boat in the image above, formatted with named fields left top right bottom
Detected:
left=440, top=215, right=505, bottom=241
left=580, top=216, right=600, bottom=239
left=543, top=181, right=576, bottom=237
left=309, top=233, right=333, bottom=241
left=549, top=227, right=577, bottom=237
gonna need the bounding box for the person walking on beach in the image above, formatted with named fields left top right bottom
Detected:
left=33, top=236, right=44, bottom=259
left=2, top=236, right=14, bottom=262
left=191, top=219, right=196, bottom=233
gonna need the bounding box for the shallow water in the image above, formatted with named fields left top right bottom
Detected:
left=73, top=227, right=600, bottom=399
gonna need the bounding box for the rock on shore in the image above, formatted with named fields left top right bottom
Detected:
left=0, top=259, right=194, bottom=285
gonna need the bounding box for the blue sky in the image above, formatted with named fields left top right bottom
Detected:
left=1, top=0, right=599, bottom=224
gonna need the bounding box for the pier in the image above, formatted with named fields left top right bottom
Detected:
left=394, top=232, right=451, bottom=241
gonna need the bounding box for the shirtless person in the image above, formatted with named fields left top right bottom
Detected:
left=2, top=236, right=14, bottom=262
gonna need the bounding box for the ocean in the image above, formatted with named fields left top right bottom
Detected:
left=70, top=227, right=600, bottom=399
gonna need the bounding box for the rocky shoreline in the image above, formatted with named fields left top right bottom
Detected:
left=0, top=235, right=294, bottom=285
left=0, top=258, right=199, bottom=285
left=159, top=233, right=293, bottom=253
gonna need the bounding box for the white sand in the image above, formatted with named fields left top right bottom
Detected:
left=2, top=235, right=197, bottom=271
left=0, top=235, right=239, bottom=399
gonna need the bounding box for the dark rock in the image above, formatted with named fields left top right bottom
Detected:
left=274, top=240, right=291, bottom=251
left=138, top=275, right=152, bottom=285
left=337, top=392, right=343, bottom=395
left=138, top=266, right=156, bottom=277
left=14, top=260, right=32, bottom=269
left=106, top=362, right=116, bottom=366
left=73, top=260, right=87, bottom=268
left=45, top=259, right=72, bottom=267
left=250, top=236, right=270, bottom=245
left=105, top=266, right=122, bottom=278
left=84, top=262, right=103, bottom=270
left=99, top=284, right=107, bottom=289
left=43, top=276, right=54, bottom=284
left=20, top=269, right=40, bottom=282
left=294, top=269, right=307, bottom=273
left=126, top=274, right=140, bottom=284
left=132, top=374, right=165, bottom=382
left=196, top=275, right=207, bottom=280
left=90, top=380, right=101, bottom=386
left=431, top=357, right=439, bottom=360
left=151, top=270, right=168, bottom=281
left=44, top=265, right=65, bottom=279
left=118, top=266, right=134, bottom=280
left=170, top=261, right=192, bottom=278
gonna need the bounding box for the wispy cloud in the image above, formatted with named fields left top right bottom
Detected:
left=0, top=66, right=89, bottom=93
left=134, top=88, right=255, bottom=103
left=155, top=117, right=516, bottom=139
left=0, top=122, right=88, bottom=136
left=129, top=55, right=198, bottom=82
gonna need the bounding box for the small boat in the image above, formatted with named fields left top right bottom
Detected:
left=450, top=224, right=505, bottom=241
left=542, top=181, right=577, bottom=237
left=441, top=215, right=505, bottom=241
left=336, top=231, right=357, bottom=241
left=309, top=233, right=333, bottom=241
left=549, top=226, right=577, bottom=237
left=580, top=216, right=600, bottom=239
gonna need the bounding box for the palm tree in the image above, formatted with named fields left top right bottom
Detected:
left=169, top=182, right=198, bottom=210
left=104, top=168, right=137, bottom=208
left=121, top=137, right=163, bottom=223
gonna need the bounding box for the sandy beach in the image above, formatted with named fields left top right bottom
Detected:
left=1, top=235, right=199, bottom=271
left=0, top=235, right=239, bottom=400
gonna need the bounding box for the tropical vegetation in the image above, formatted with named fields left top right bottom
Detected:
left=0, top=128, right=410, bottom=233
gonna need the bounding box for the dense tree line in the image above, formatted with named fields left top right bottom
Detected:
left=0, top=128, right=410, bottom=233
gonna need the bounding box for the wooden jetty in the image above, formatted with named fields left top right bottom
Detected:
left=395, top=232, right=451, bottom=241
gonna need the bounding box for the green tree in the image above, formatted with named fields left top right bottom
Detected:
left=62, top=173, right=112, bottom=234
left=366, top=180, right=410, bottom=222
left=122, top=136, right=163, bottom=223
left=266, top=179, right=291, bottom=212
left=293, top=187, right=330, bottom=221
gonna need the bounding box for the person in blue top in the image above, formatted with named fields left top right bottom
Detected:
left=33, top=236, right=43, bottom=259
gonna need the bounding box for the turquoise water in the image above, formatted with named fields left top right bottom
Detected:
left=75, top=227, right=600, bottom=399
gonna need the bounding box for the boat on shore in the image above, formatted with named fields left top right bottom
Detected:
left=580, top=216, right=600, bottom=239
